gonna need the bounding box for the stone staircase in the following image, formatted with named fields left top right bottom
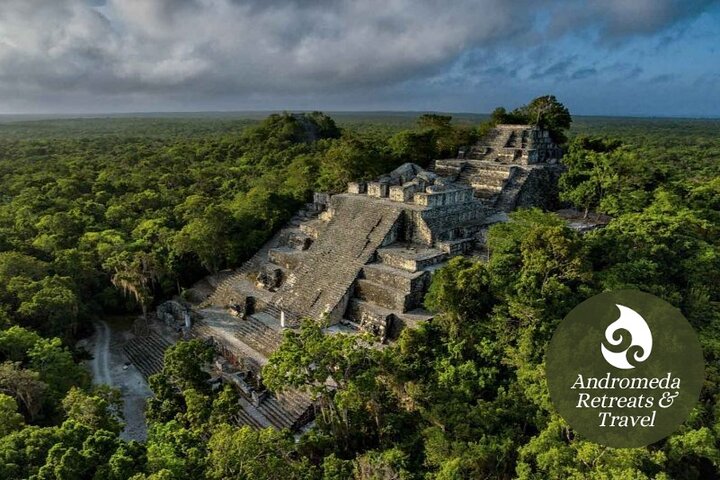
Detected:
left=228, top=386, right=314, bottom=431
left=233, top=404, right=267, bottom=430
left=345, top=245, right=443, bottom=339
left=190, top=311, right=315, bottom=431
left=261, top=303, right=283, bottom=321
left=491, top=128, right=514, bottom=149
left=233, top=313, right=283, bottom=358
left=272, top=195, right=404, bottom=325
left=465, top=126, right=532, bottom=162
left=207, top=228, right=289, bottom=308
left=192, top=310, right=269, bottom=374
left=506, top=129, right=529, bottom=149
left=354, top=278, right=420, bottom=312
left=257, top=389, right=314, bottom=430
left=217, top=369, right=314, bottom=431
left=205, top=272, right=240, bottom=308
left=457, top=162, right=514, bottom=202
left=182, top=277, right=216, bottom=304
left=494, top=167, right=530, bottom=212
left=123, top=332, right=173, bottom=379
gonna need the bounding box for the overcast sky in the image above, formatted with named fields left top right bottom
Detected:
left=0, top=0, right=718, bottom=116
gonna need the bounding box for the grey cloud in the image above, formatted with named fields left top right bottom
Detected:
left=1, top=0, right=538, bottom=97
left=0, top=0, right=715, bottom=110
left=548, top=0, right=719, bottom=39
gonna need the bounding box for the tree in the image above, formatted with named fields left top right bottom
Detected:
left=0, top=425, right=64, bottom=480
left=488, top=106, right=528, bottom=126
left=263, top=320, right=383, bottom=449
left=417, top=114, right=452, bottom=130
left=263, top=320, right=377, bottom=397
left=207, top=425, right=312, bottom=479
left=208, top=385, right=242, bottom=427
left=0, top=393, right=24, bottom=437
left=424, top=256, right=495, bottom=338
left=0, top=252, right=48, bottom=289
left=106, top=251, right=160, bottom=317
left=319, top=134, right=394, bottom=192
left=415, top=114, right=477, bottom=159
left=145, top=421, right=207, bottom=480
left=245, top=112, right=340, bottom=146
left=354, top=447, right=412, bottom=480
left=487, top=209, right=591, bottom=303
left=174, top=206, right=234, bottom=274
left=159, top=340, right=214, bottom=392
left=518, top=95, right=572, bottom=143
left=0, top=361, right=48, bottom=420
left=516, top=416, right=667, bottom=479
left=30, top=338, right=89, bottom=401
left=488, top=95, right=572, bottom=144
left=389, top=129, right=437, bottom=167
left=61, top=386, right=124, bottom=434
left=322, top=454, right=354, bottom=480
left=105, top=441, right=147, bottom=480
left=587, top=191, right=720, bottom=321
left=559, top=137, right=622, bottom=217
left=0, top=327, right=87, bottom=407
left=0, top=326, right=42, bottom=362
left=37, top=444, right=88, bottom=480
left=181, top=388, right=211, bottom=430
left=6, top=275, right=79, bottom=337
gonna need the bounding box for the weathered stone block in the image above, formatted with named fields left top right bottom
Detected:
left=287, top=231, right=313, bottom=250
left=377, top=246, right=446, bottom=272
left=367, top=182, right=390, bottom=198
left=355, top=279, right=411, bottom=311
left=346, top=299, right=394, bottom=342
left=268, top=247, right=303, bottom=270
left=362, top=263, right=429, bottom=292
left=347, top=181, right=367, bottom=194
left=229, top=296, right=256, bottom=319
left=436, top=238, right=474, bottom=255
left=313, top=192, right=330, bottom=205
left=256, top=265, right=283, bottom=290
left=299, top=220, right=322, bottom=239
left=389, top=182, right=420, bottom=203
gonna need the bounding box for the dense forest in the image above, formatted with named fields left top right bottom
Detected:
left=0, top=105, right=718, bottom=479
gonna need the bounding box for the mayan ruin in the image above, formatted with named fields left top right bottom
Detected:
left=178, top=124, right=565, bottom=431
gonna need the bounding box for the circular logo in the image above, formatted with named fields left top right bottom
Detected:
left=546, top=290, right=704, bottom=448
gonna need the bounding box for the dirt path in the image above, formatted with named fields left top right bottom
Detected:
left=87, top=319, right=153, bottom=442
left=91, top=321, right=112, bottom=385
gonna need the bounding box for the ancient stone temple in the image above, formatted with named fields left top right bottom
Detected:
left=186, top=124, right=563, bottom=431
left=435, top=124, right=563, bottom=210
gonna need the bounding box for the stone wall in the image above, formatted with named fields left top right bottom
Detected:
left=362, top=264, right=429, bottom=292
left=414, top=185, right=474, bottom=207
left=413, top=202, right=491, bottom=243
left=515, top=164, right=565, bottom=210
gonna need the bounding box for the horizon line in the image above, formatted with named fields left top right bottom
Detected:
left=0, top=109, right=719, bottom=121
